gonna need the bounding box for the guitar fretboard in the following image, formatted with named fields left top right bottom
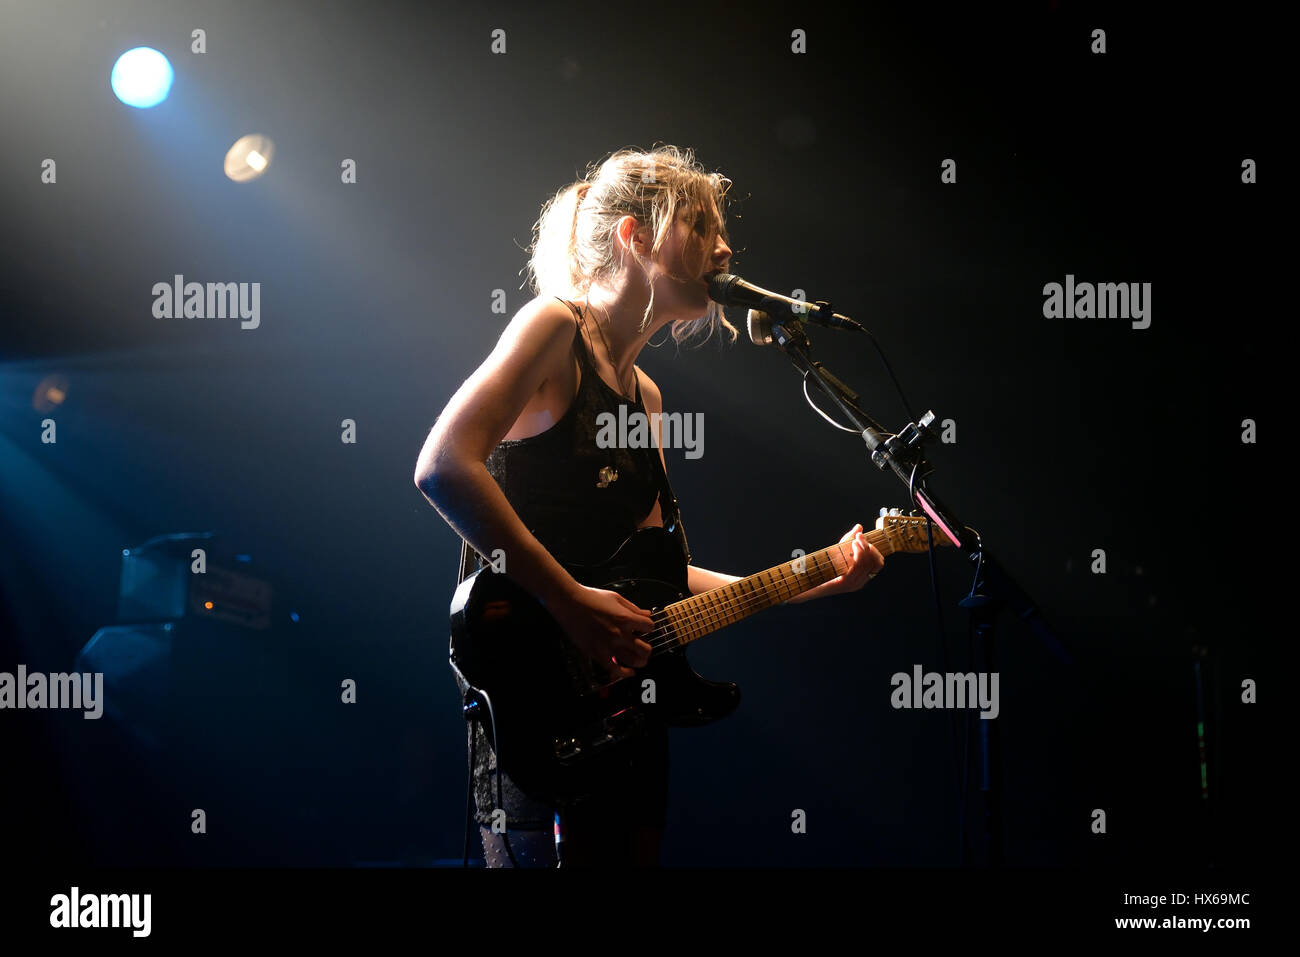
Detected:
left=654, top=525, right=900, bottom=652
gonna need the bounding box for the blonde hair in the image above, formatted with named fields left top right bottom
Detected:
left=524, top=144, right=739, bottom=347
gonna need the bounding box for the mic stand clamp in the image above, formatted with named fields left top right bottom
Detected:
left=870, top=410, right=940, bottom=484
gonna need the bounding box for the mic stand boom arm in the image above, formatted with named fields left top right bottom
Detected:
left=767, top=305, right=965, bottom=551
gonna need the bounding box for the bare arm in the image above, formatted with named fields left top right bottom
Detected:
left=688, top=565, right=741, bottom=594
left=413, top=298, right=583, bottom=610
left=417, top=299, right=658, bottom=674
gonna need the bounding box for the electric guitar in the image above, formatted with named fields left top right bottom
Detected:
left=449, top=510, right=954, bottom=806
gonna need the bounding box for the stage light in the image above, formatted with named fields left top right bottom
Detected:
left=110, top=47, right=174, bottom=108
left=32, top=373, right=69, bottom=413
left=224, top=134, right=275, bottom=182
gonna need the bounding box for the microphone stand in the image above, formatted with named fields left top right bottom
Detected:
left=760, top=302, right=1066, bottom=868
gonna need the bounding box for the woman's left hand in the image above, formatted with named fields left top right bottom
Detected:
left=788, top=524, right=885, bottom=604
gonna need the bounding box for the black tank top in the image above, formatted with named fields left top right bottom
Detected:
left=483, top=297, right=663, bottom=566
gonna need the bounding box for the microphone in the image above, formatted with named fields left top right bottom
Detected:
left=746, top=309, right=778, bottom=346
left=707, top=273, right=863, bottom=332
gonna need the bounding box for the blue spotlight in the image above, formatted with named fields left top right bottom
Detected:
left=110, top=47, right=174, bottom=108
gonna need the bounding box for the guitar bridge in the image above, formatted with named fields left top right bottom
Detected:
left=552, top=707, right=646, bottom=764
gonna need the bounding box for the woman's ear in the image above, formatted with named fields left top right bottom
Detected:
left=615, top=214, right=640, bottom=252
left=616, top=215, right=654, bottom=269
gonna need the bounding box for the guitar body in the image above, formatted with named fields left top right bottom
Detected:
left=449, top=526, right=741, bottom=807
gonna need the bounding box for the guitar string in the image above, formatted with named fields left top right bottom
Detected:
left=584, top=558, right=840, bottom=665
left=622, top=534, right=896, bottom=655
left=640, top=531, right=926, bottom=650
left=545, top=524, right=932, bottom=670
left=644, top=551, right=848, bottom=649
left=639, top=565, right=835, bottom=653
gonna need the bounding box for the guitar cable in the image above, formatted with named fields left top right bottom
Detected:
left=910, top=465, right=970, bottom=857
left=461, top=685, right=519, bottom=868
left=958, top=524, right=984, bottom=862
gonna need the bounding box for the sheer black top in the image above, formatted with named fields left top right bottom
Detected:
left=482, top=297, right=664, bottom=565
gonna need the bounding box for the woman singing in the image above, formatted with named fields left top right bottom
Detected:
left=414, top=145, right=885, bottom=867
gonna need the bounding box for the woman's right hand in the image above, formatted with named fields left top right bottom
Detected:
left=546, top=584, right=656, bottom=678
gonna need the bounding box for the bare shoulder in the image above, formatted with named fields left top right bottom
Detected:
left=419, top=296, right=578, bottom=464
left=477, top=295, right=579, bottom=392
left=498, top=295, right=578, bottom=357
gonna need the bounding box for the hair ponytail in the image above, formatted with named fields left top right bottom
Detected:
left=523, top=146, right=739, bottom=348
left=525, top=181, right=586, bottom=298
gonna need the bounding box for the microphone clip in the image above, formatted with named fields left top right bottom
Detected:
left=770, top=315, right=811, bottom=351
left=771, top=301, right=832, bottom=350
left=871, top=410, right=939, bottom=477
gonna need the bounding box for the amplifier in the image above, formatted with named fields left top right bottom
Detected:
left=117, top=532, right=273, bottom=630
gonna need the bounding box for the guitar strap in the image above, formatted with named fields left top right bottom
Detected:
left=647, top=442, right=693, bottom=567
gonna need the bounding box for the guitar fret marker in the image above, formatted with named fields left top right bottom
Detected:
left=658, top=517, right=953, bottom=646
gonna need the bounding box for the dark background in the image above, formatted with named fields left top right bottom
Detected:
left=0, top=0, right=1275, bottom=869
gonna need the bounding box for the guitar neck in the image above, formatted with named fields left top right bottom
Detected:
left=656, top=526, right=897, bottom=651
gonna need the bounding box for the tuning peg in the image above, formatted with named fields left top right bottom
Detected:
left=889, top=507, right=902, bottom=517
left=879, top=507, right=890, bottom=518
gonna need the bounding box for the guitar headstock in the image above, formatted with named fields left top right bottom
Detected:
left=874, top=508, right=957, bottom=554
